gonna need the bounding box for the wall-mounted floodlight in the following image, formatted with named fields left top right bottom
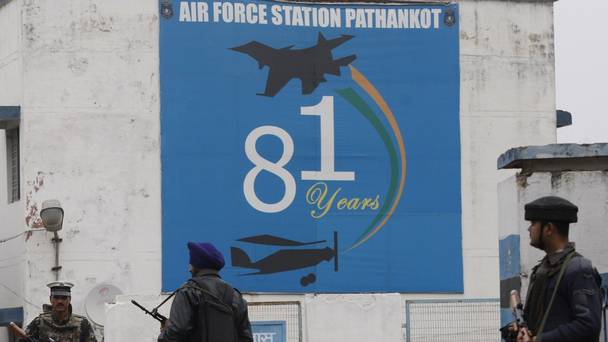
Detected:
left=41, top=199, right=64, bottom=232
left=41, top=199, right=64, bottom=280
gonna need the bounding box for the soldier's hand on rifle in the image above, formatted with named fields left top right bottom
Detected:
left=159, top=318, right=171, bottom=332
left=517, top=327, right=534, bottom=342
left=8, top=322, right=41, bottom=342
left=500, top=322, right=519, bottom=341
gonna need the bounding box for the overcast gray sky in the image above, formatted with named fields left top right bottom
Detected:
left=555, top=0, right=608, bottom=143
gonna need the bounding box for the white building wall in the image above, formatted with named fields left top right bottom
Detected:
left=459, top=0, right=556, bottom=298
left=17, top=0, right=162, bottom=326
left=0, top=0, right=22, bottom=104
left=0, top=0, right=24, bottom=341
left=0, top=0, right=559, bottom=341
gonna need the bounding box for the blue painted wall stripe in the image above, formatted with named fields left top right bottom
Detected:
left=0, top=307, right=23, bottom=326
left=0, top=106, right=20, bottom=120
left=500, top=234, right=521, bottom=279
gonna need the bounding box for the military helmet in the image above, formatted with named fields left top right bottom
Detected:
left=524, top=196, right=578, bottom=223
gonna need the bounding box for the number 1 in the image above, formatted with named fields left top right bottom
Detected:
left=301, top=96, right=355, bottom=181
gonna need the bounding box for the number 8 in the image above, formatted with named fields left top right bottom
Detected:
left=243, top=126, right=296, bottom=213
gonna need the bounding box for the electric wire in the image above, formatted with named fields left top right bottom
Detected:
left=0, top=228, right=45, bottom=244
left=0, top=229, right=47, bottom=310
left=0, top=282, right=42, bottom=310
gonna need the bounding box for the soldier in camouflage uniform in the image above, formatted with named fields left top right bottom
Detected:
left=22, top=281, right=97, bottom=342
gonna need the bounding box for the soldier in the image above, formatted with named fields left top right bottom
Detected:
left=22, top=281, right=97, bottom=342
left=158, top=242, right=253, bottom=342
left=516, top=196, right=602, bottom=342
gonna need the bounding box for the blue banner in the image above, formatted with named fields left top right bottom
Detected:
left=161, top=0, right=462, bottom=292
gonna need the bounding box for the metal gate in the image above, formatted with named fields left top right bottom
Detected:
left=405, top=298, right=500, bottom=342
left=248, top=301, right=302, bottom=342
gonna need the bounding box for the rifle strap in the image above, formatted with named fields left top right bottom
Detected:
left=536, top=250, right=576, bottom=342
left=183, top=282, right=233, bottom=309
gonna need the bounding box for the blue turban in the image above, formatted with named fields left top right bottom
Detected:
left=188, top=242, right=225, bottom=270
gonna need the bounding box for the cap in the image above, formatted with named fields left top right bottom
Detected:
left=524, top=196, right=578, bottom=223
left=188, top=242, right=225, bottom=270
left=47, top=281, right=74, bottom=296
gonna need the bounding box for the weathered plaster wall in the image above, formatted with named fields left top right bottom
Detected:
left=0, top=1, right=24, bottom=341
left=0, top=0, right=22, bottom=105
left=459, top=0, right=556, bottom=298
left=106, top=293, right=405, bottom=342
left=17, top=0, right=162, bottom=327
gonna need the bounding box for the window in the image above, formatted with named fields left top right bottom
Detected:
left=5, top=127, right=19, bottom=203
left=0, top=106, right=20, bottom=203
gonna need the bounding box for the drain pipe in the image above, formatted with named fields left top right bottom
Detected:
left=51, top=232, right=63, bottom=280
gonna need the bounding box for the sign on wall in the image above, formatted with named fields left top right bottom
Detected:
left=252, top=321, right=286, bottom=342
left=160, top=0, right=462, bottom=292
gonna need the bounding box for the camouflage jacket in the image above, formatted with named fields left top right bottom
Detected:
left=23, top=312, right=97, bottom=342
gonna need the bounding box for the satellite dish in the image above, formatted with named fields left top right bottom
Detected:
left=84, top=283, right=123, bottom=327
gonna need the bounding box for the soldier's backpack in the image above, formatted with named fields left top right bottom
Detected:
left=184, top=281, right=239, bottom=342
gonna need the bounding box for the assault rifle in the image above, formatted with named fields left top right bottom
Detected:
left=8, top=322, right=56, bottom=342
left=131, top=300, right=169, bottom=324
left=510, top=290, right=527, bottom=328
left=500, top=290, right=528, bottom=342
left=131, top=290, right=176, bottom=324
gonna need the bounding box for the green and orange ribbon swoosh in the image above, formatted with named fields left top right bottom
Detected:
left=337, top=65, right=407, bottom=251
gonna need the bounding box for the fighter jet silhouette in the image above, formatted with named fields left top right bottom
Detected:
left=231, top=232, right=339, bottom=286
left=230, top=33, right=356, bottom=97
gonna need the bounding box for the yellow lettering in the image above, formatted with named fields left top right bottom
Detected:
left=306, top=182, right=325, bottom=205
left=360, top=198, right=373, bottom=209
left=346, top=198, right=360, bottom=209
left=306, top=183, right=380, bottom=216
left=306, top=182, right=341, bottom=219
left=370, top=195, right=380, bottom=210
left=337, top=198, right=348, bottom=210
